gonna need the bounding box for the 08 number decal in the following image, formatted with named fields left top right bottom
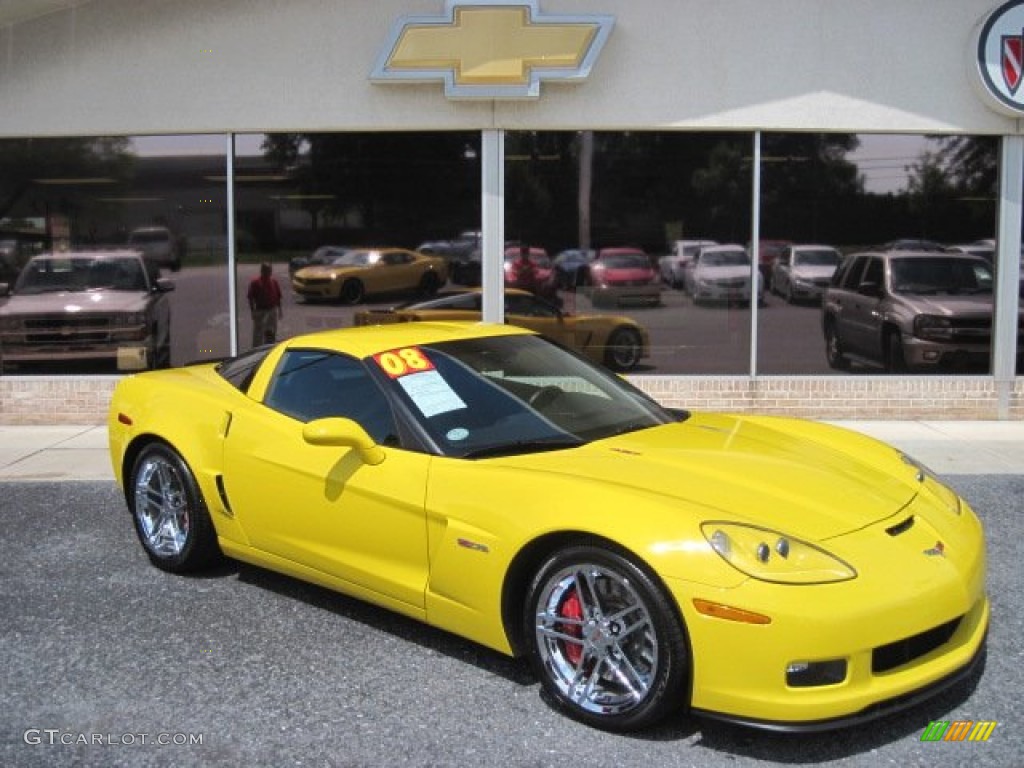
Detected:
left=374, top=347, right=435, bottom=378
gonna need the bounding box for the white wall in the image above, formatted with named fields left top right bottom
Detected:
left=0, top=0, right=1016, bottom=137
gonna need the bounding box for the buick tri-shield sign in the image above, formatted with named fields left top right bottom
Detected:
left=976, top=0, right=1024, bottom=113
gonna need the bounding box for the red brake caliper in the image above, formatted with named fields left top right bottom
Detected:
left=558, top=589, right=584, bottom=665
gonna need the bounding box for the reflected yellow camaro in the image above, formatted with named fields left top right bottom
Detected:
left=108, top=322, right=987, bottom=733
left=291, top=247, right=447, bottom=304
left=353, top=288, right=650, bottom=371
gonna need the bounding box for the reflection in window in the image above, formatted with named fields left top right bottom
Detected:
left=0, top=134, right=230, bottom=374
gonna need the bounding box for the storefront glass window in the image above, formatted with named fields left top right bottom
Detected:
left=0, top=134, right=229, bottom=374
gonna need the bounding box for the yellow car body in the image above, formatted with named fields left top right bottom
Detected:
left=108, top=322, right=987, bottom=732
left=353, top=288, right=650, bottom=371
left=291, top=247, right=447, bottom=303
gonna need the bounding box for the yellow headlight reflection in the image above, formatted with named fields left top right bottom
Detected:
left=701, top=522, right=857, bottom=585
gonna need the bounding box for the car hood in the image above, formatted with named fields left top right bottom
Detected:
left=0, top=290, right=151, bottom=315
left=498, top=413, right=919, bottom=540
left=791, top=265, right=836, bottom=280
left=894, top=293, right=995, bottom=316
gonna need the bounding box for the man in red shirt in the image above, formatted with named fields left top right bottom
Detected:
left=247, top=261, right=283, bottom=347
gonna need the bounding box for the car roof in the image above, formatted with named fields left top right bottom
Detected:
left=854, top=249, right=989, bottom=261
left=282, top=320, right=532, bottom=358
left=701, top=244, right=746, bottom=252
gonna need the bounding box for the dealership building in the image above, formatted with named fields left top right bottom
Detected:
left=1, top=0, right=1023, bottom=423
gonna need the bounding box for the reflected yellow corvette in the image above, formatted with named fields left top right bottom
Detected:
left=353, top=288, right=650, bottom=371
left=108, top=322, right=987, bottom=732
left=291, top=247, right=447, bottom=304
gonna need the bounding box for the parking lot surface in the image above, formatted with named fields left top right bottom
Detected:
left=1, top=470, right=1022, bottom=767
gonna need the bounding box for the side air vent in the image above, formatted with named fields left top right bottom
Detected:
left=886, top=516, right=915, bottom=537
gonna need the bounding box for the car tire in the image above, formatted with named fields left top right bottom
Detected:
left=604, top=327, right=643, bottom=371
left=824, top=321, right=850, bottom=370
left=524, top=543, right=688, bottom=732
left=339, top=279, right=365, bottom=305
left=128, top=443, right=221, bottom=573
left=418, top=271, right=440, bottom=297
left=885, top=330, right=907, bottom=373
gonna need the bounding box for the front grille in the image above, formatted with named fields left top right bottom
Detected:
left=25, top=315, right=111, bottom=330
left=949, top=317, right=991, bottom=343
left=872, top=617, right=962, bottom=673
left=296, top=277, right=332, bottom=286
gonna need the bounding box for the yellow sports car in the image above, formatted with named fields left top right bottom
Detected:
left=291, top=247, right=447, bottom=304
left=353, top=288, right=650, bottom=371
left=108, top=322, right=987, bottom=732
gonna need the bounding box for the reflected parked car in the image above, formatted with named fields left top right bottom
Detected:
left=684, top=244, right=763, bottom=305
left=770, top=245, right=842, bottom=304
left=821, top=250, right=1020, bottom=372
left=353, top=287, right=649, bottom=371
left=291, top=247, right=447, bottom=305
left=755, top=239, right=792, bottom=288
left=0, top=250, right=174, bottom=372
left=658, top=239, right=717, bottom=288
left=552, top=248, right=596, bottom=289
left=583, top=247, right=661, bottom=307
left=127, top=226, right=184, bottom=271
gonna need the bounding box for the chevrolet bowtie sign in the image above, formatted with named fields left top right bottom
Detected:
left=370, top=1, right=614, bottom=100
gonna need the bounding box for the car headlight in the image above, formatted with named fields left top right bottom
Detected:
left=0, top=316, right=21, bottom=332
left=701, top=522, right=856, bottom=584
left=900, top=453, right=962, bottom=515
left=914, top=315, right=954, bottom=342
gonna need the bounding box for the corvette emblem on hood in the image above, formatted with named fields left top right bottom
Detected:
left=924, top=541, right=946, bottom=557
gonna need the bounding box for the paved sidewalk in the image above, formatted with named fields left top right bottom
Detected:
left=0, top=420, right=1022, bottom=481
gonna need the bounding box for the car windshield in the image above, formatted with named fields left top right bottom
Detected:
left=600, top=253, right=648, bottom=269
left=374, top=334, right=678, bottom=458
left=13, top=256, right=148, bottom=295
left=794, top=249, right=840, bottom=267
left=702, top=250, right=748, bottom=266
left=889, top=257, right=993, bottom=295
left=330, top=250, right=377, bottom=267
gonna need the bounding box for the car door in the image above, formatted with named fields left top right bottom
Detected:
left=504, top=293, right=577, bottom=348
left=840, top=256, right=886, bottom=359
left=221, top=348, right=430, bottom=610
left=376, top=249, right=420, bottom=293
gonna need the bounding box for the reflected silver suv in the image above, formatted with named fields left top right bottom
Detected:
left=821, top=250, right=1020, bottom=372
left=0, top=250, right=174, bottom=373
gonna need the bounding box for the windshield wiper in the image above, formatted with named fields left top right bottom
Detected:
left=461, top=436, right=583, bottom=459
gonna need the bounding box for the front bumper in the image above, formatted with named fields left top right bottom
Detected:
left=292, top=279, right=340, bottom=298
left=901, top=335, right=1018, bottom=370
left=667, top=495, right=988, bottom=728
left=590, top=284, right=661, bottom=305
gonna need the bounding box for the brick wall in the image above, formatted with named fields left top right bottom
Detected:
left=1, top=375, right=1020, bottom=424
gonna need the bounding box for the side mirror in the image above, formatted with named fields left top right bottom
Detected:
left=155, top=278, right=175, bottom=293
left=302, top=417, right=385, bottom=465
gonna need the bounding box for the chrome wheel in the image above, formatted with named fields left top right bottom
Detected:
left=526, top=545, right=687, bottom=730
left=536, top=563, right=657, bottom=716
left=134, top=452, right=190, bottom=558
left=129, top=444, right=220, bottom=572
left=605, top=328, right=642, bottom=371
